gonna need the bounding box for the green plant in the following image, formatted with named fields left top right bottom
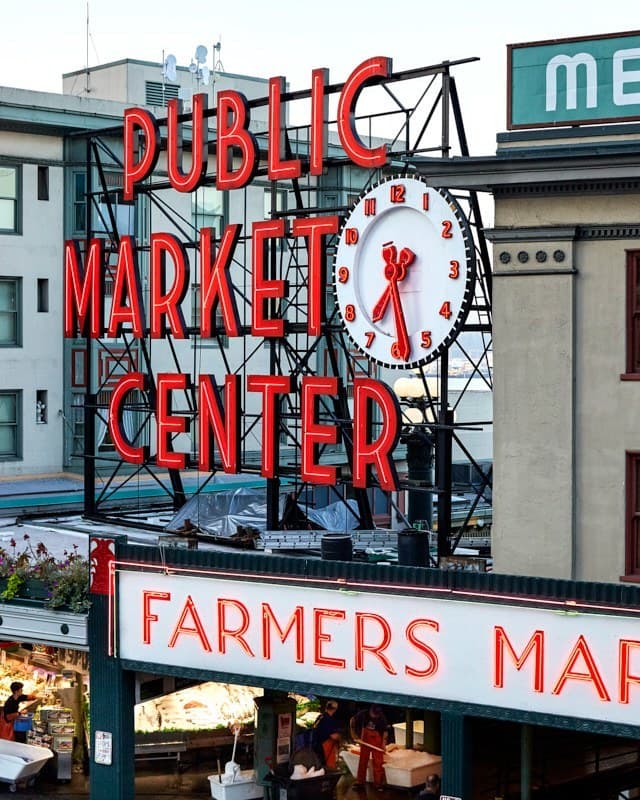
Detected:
left=0, top=535, right=90, bottom=611
left=1, top=572, right=25, bottom=601
left=46, top=547, right=91, bottom=612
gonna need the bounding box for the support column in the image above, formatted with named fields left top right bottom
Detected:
left=423, top=710, right=441, bottom=756
left=440, top=711, right=471, bottom=799
left=521, top=723, right=533, bottom=800
left=88, top=535, right=135, bottom=800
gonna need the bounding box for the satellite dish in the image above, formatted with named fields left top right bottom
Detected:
left=195, top=44, right=208, bottom=64
left=200, top=66, right=210, bottom=84
left=188, top=59, right=198, bottom=74
left=163, top=54, right=177, bottom=82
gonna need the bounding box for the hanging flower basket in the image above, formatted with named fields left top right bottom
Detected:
left=0, top=535, right=90, bottom=611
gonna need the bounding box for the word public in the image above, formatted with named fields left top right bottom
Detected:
left=63, top=56, right=402, bottom=490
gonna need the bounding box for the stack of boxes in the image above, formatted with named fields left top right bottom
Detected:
left=27, top=707, right=74, bottom=779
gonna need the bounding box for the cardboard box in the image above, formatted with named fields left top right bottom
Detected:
left=52, top=735, right=73, bottom=752
left=49, top=722, right=75, bottom=736
left=40, top=708, right=72, bottom=724
left=208, top=771, right=264, bottom=800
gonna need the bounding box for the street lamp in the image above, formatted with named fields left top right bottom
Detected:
left=393, top=375, right=454, bottom=565
left=392, top=376, right=436, bottom=531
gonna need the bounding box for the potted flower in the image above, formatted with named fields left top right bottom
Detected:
left=0, top=536, right=56, bottom=601
left=46, top=546, right=91, bottom=612
left=0, top=535, right=90, bottom=611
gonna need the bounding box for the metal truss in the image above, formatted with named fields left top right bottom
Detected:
left=73, top=56, right=493, bottom=558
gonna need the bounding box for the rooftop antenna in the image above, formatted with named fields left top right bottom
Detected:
left=161, top=51, right=177, bottom=106
left=213, top=39, right=224, bottom=73
left=85, top=1, right=90, bottom=95
left=190, top=45, right=210, bottom=89
left=211, top=40, right=223, bottom=97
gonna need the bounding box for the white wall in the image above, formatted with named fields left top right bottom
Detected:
left=0, top=133, right=64, bottom=475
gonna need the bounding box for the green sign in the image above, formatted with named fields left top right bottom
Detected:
left=508, top=31, right=640, bottom=129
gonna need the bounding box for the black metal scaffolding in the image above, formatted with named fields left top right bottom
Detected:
left=70, top=57, right=493, bottom=556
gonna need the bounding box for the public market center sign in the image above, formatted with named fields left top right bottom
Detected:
left=508, top=30, right=640, bottom=129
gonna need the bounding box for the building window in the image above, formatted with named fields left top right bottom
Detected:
left=263, top=187, right=287, bottom=220
left=73, top=172, right=87, bottom=234
left=37, top=166, right=49, bottom=201
left=263, top=188, right=287, bottom=256
left=0, top=391, right=20, bottom=459
left=0, top=278, right=21, bottom=346
left=0, top=166, right=19, bottom=234
left=37, top=279, right=49, bottom=312
left=96, top=171, right=134, bottom=239
left=191, top=285, right=229, bottom=347
left=626, top=452, right=640, bottom=576
left=70, top=395, right=84, bottom=457
left=192, top=186, right=224, bottom=237
left=36, top=390, right=47, bottom=424
left=626, top=250, right=640, bottom=374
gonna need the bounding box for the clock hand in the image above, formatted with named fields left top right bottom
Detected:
left=372, top=245, right=416, bottom=324
left=372, top=284, right=391, bottom=322
left=388, top=274, right=410, bottom=361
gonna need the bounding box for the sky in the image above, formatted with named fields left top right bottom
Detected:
left=1, top=0, right=639, bottom=155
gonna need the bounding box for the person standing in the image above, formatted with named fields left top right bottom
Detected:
left=2, top=681, right=37, bottom=743
left=349, top=704, right=388, bottom=791
left=312, top=700, right=341, bottom=768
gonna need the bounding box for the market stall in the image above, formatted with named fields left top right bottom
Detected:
left=0, top=644, right=88, bottom=782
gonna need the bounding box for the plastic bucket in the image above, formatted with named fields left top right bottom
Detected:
left=320, top=533, right=353, bottom=561
left=14, top=714, right=33, bottom=732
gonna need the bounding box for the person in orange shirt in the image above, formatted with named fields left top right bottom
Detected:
left=349, top=704, right=388, bottom=792
left=312, top=700, right=341, bottom=769
left=1, top=682, right=37, bottom=742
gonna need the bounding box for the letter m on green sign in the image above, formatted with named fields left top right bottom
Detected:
left=508, top=31, right=640, bottom=129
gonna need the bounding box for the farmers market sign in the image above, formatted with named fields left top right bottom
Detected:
left=116, top=567, right=640, bottom=730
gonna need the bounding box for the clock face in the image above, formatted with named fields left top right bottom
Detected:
left=333, top=176, right=476, bottom=369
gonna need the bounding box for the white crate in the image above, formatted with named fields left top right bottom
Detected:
left=339, top=749, right=374, bottom=782
left=209, top=771, right=264, bottom=800
left=383, top=750, right=442, bottom=788
left=392, top=720, right=424, bottom=746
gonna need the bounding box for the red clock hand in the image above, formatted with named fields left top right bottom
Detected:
left=388, top=275, right=410, bottom=360
left=372, top=284, right=391, bottom=322
left=371, top=244, right=415, bottom=360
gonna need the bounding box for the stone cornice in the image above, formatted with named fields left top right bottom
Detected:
left=484, top=227, right=578, bottom=243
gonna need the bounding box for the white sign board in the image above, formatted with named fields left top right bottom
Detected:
left=116, top=569, right=640, bottom=728
left=94, top=730, right=112, bottom=766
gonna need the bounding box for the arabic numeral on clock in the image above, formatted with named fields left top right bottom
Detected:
left=345, top=227, right=359, bottom=245
left=449, top=260, right=459, bottom=279
left=390, top=184, right=405, bottom=203
left=364, top=198, right=376, bottom=216
left=344, top=304, right=356, bottom=322
left=337, top=266, right=350, bottom=283
left=441, top=220, right=453, bottom=239
left=439, top=301, right=452, bottom=320
left=423, top=192, right=429, bottom=211
left=365, top=331, right=375, bottom=348
left=421, top=330, right=432, bottom=348
left=390, top=342, right=404, bottom=360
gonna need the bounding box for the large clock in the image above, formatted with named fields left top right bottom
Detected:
left=333, top=176, right=476, bottom=368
